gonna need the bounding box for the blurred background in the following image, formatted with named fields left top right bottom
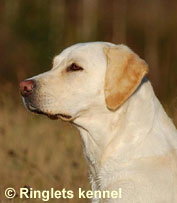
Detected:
left=0, top=0, right=177, bottom=202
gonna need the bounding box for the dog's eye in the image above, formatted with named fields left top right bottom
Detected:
left=66, top=63, right=83, bottom=72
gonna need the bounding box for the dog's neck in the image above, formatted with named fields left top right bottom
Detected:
left=73, top=80, right=176, bottom=177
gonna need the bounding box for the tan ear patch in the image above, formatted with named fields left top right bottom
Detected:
left=104, top=46, right=148, bottom=110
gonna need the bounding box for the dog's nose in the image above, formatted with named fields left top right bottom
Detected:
left=19, top=80, right=36, bottom=97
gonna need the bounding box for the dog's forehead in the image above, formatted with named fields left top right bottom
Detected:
left=53, top=42, right=110, bottom=68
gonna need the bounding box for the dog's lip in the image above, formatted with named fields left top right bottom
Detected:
left=27, top=104, right=72, bottom=120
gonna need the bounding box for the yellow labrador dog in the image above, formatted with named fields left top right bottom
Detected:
left=19, top=42, right=177, bottom=202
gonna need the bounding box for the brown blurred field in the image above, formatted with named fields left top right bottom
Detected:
left=0, top=0, right=177, bottom=202
left=0, top=89, right=90, bottom=203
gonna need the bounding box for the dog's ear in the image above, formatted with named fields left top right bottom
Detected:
left=104, top=45, right=148, bottom=110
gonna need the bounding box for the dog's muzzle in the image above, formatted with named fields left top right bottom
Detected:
left=19, top=79, right=72, bottom=121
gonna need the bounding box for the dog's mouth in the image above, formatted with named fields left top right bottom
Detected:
left=27, top=104, right=72, bottom=121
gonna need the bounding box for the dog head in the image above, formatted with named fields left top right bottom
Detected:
left=19, top=42, right=148, bottom=121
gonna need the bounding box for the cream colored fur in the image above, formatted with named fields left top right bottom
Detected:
left=24, top=42, right=177, bottom=203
